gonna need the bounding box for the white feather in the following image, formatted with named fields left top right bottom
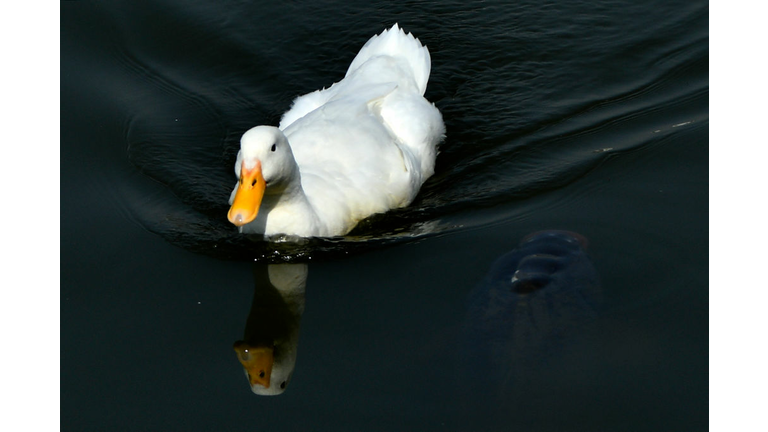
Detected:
left=232, top=24, right=445, bottom=237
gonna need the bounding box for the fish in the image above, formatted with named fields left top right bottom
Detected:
left=458, top=231, right=601, bottom=402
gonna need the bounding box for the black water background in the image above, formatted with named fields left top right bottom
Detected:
left=59, top=1, right=711, bottom=430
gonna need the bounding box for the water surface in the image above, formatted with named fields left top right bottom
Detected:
left=62, top=1, right=708, bottom=430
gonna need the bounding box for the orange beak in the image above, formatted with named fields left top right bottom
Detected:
left=234, top=343, right=274, bottom=388
left=228, top=160, right=266, bottom=227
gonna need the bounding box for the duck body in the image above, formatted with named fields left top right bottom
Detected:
left=228, top=24, right=445, bottom=237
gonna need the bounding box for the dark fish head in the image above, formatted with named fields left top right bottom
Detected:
left=509, top=231, right=591, bottom=295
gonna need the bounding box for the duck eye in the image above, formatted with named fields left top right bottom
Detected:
left=271, top=143, right=277, bottom=152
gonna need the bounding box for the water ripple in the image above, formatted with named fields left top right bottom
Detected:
left=101, top=0, right=708, bottom=262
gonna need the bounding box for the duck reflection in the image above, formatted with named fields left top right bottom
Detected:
left=234, top=263, right=307, bottom=395
left=459, top=230, right=601, bottom=396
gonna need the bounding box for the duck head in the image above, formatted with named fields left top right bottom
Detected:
left=228, top=126, right=299, bottom=227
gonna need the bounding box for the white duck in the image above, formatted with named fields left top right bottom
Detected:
left=228, top=24, right=445, bottom=237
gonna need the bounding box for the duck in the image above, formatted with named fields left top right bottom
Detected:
left=227, top=24, right=445, bottom=237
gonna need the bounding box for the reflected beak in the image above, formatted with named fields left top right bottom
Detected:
left=234, top=343, right=274, bottom=388
left=228, top=160, right=266, bottom=227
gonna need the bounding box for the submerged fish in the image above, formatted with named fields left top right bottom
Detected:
left=459, top=231, right=601, bottom=398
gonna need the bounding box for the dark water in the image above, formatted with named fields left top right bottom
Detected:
left=61, top=0, right=708, bottom=430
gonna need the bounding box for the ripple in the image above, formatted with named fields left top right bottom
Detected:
left=109, top=0, right=708, bottom=262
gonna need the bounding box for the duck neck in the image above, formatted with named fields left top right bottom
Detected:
left=264, top=165, right=305, bottom=206
left=258, top=168, right=323, bottom=236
